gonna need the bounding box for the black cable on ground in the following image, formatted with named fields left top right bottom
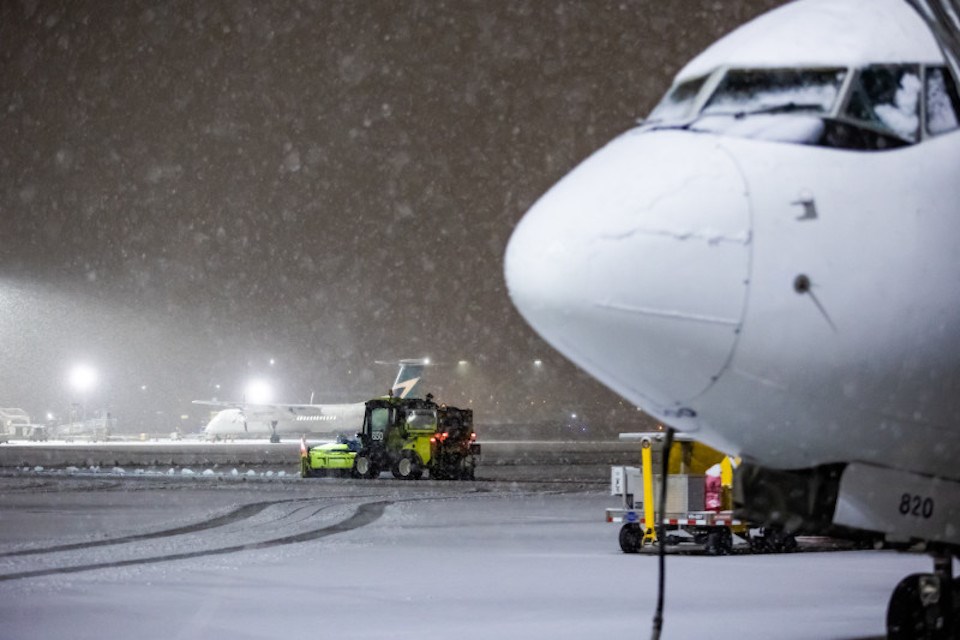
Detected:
left=651, top=427, right=675, bottom=640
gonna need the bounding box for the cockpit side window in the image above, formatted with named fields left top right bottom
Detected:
left=925, top=66, right=960, bottom=136
left=647, top=76, right=708, bottom=123
left=843, top=65, right=921, bottom=142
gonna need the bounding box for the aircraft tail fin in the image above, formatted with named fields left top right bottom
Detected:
left=385, top=358, right=430, bottom=399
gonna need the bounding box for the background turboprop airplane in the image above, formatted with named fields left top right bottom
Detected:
left=505, top=0, right=960, bottom=636
left=193, top=359, right=427, bottom=442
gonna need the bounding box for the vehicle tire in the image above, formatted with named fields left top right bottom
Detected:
left=354, top=454, right=379, bottom=479
left=887, top=573, right=954, bottom=640
left=762, top=527, right=798, bottom=553
left=393, top=452, right=423, bottom=480
left=619, top=523, right=644, bottom=553
left=431, top=466, right=448, bottom=480
left=776, top=533, right=798, bottom=553
left=705, top=529, right=733, bottom=556
left=460, top=461, right=476, bottom=481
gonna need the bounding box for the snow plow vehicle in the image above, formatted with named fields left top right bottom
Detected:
left=300, top=395, right=480, bottom=480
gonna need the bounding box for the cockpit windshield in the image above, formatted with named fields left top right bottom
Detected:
left=702, top=68, right=845, bottom=118
left=843, top=65, right=921, bottom=142
left=645, top=64, right=960, bottom=150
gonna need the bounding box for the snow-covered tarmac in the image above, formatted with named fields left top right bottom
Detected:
left=0, top=473, right=934, bottom=639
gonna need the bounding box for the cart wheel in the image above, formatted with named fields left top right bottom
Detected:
left=619, top=523, right=644, bottom=554
left=705, top=529, right=733, bottom=556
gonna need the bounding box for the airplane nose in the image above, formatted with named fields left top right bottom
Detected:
left=505, top=130, right=751, bottom=415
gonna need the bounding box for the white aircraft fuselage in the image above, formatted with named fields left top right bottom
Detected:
left=506, top=0, right=960, bottom=548
left=202, top=403, right=365, bottom=439
left=195, top=359, right=427, bottom=441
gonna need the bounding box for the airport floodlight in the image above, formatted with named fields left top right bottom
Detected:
left=269, top=358, right=276, bottom=366
left=533, top=359, right=543, bottom=367
left=244, top=379, right=273, bottom=404
left=69, top=364, right=97, bottom=393
left=457, top=360, right=469, bottom=366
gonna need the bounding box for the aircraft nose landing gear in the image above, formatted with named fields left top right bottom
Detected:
left=887, top=550, right=959, bottom=639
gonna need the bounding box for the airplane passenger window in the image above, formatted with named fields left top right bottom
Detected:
left=701, top=68, right=845, bottom=117
left=843, top=65, right=921, bottom=142
left=647, top=76, right=708, bottom=123
left=925, top=66, right=960, bottom=135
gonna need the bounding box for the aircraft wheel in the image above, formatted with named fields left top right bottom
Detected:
left=354, top=454, right=379, bottom=479
left=619, top=523, right=644, bottom=554
left=393, top=453, right=422, bottom=480
left=886, top=573, right=955, bottom=639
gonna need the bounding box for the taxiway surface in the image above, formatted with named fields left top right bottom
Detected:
left=0, top=472, right=932, bottom=640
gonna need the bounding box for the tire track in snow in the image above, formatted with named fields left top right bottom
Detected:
left=0, top=500, right=392, bottom=582
left=0, top=501, right=276, bottom=558
left=0, top=495, right=365, bottom=559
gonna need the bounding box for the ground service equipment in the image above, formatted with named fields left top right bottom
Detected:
left=300, top=395, right=480, bottom=480
left=606, top=433, right=797, bottom=555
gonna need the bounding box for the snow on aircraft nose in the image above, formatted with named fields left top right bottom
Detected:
left=505, top=129, right=752, bottom=417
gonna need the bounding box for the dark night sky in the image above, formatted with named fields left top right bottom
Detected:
left=0, top=0, right=780, bottom=432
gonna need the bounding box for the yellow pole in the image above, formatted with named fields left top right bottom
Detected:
left=641, top=438, right=657, bottom=544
